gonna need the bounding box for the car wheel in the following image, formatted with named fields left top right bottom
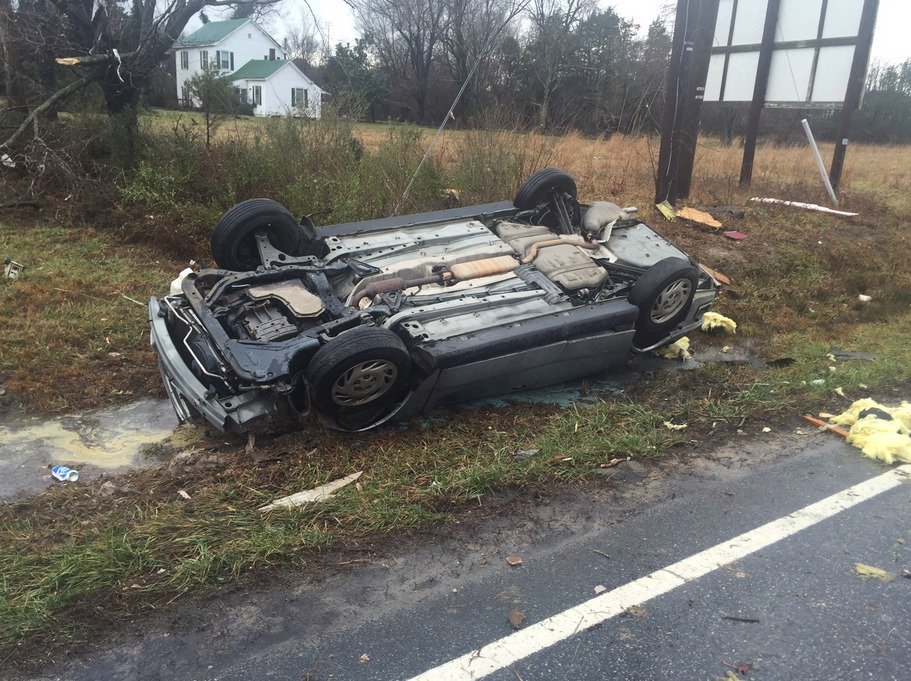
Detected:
left=306, top=327, right=411, bottom=424
left=628, top=257, right=699, bottom=344
left=211, top=198, right=307, bottom=271
left=513, top=168, right=577, bottom=210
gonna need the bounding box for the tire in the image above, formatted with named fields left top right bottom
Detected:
left=306, top=327, right=411, bottom=421
left=628, top=257, right=699, bottom=344
left=211, top=199, right=305, bottom=271
left=514, top=168, right=577, bottom=210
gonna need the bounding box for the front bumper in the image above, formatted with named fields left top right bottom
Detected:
left=149, top=297, right=285, bottom=434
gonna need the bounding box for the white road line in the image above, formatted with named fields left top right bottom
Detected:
left=408, top=464, right=911, bottom=681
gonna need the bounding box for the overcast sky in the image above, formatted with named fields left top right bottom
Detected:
left=205, top=0, right=910, bottom=67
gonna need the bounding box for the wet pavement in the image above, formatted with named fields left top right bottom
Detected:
left=0, top=399, right=178, bottom=499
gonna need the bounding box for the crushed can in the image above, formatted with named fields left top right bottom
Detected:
left=51, top=465, right=79, bottom=482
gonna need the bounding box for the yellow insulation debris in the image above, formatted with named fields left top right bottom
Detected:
left=855, top=563, right=895, bottom=581
left=653, top=337, right=691, bottom=361
left=830, top=399, right=911, bottom=465
left=700, top=312, right=737, bottom=334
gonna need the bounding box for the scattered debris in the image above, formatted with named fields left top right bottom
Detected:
left=701, top=312, right=737, bottom=334
left=810, top=379, right=826, bottom=387
left=828, top=399, right=911, bottom=464
left=653, top=336, right=691, bottom=361
left=655, top=200, right=676, bottom=220
left=749, top=197, right=859, bottom=217
left=663, top=421, right=688, bottom=430
left=168, top=449, right=223, bottom=475
left=723, top=230, right=748, bottom=241
left=1, top=153, right=15, bottom=168
left=258, top=471, right=363, bottom=512
left=98, top=480, right=118, bottom=497
left=858, top=294, right=872, bottom=303
left=802, top=415, right=849, bottom=438
left=677, top=207, right=722, bottom=229
left=767, top=357, right=796, bottom=368
left=506, top=555, right=523, bottom=567
left=625, top=605, right=646, bottom=618
left=721, top=346, right=731, bottom=353
left=3, top=258, right=24, bottom=280
left=720, top=615, right=761, bottom=624
left=700, top=263, right=734, bottom=286
left=508, top=609, right=526, bottom=629
left=50, top=465, right=79, bottom=482
left=594, top=584, right=607, bottom=594
left=828, top=348, right=876, bottom=361
left=359, top=653, right=370, bottom=663
left=834, top=387, right=847, bottom=398
left=177, top=489, right=191, bottom=500
left=762, top=427, right=771, bottom=433
left=593, top=549, right=611, bottom=561
left=514, top=448, right=540, bottom=459
left=855, top=563, right=895, bottom=582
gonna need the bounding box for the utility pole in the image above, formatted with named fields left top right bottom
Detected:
left=654, top=0, right=721, bottom=205
left=829, top=0, right=879, bottom=194
left=738, top=0, right=781, bottom=187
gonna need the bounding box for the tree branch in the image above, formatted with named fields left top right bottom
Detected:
left=1, top=67, right=104, bottom=151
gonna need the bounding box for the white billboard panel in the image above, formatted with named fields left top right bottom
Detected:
left=705, top=0, right=870, bottom=107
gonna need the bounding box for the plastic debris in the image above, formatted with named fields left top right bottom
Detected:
left=3, top=258, right=24, bottom=280
left=259, top=471, right=363, bottom=511
left=829, top=399, right=911, bottom=464
left=677, top=207, right=722, bottom=229
left=723, top=230, right=748, bottom=241
left=50, top=465, right=79, bottom=482
left=834, top=387, right=847, bottom=398
left=655, top=200, right=676, bottom=220
left=855, top=563, right=895, bottom=581
left=663, top=421, right=688, bottom=430
left=178, top=489, right=191, bottom=500
left=701, top=312, right=737, bottom=334
left=858, top=294, right=872, bottom=303
left=653, top=336, right=691, bottom=361
left=749, top=197, right=859, bottom=217
left=506, top=555, right=523, bottom=566
left=762, top=427, right=771, bottom=433
left=810, top=379, right=826, bottom=387
left=359, top=653, right=370, bottom=663
left=594, top=584, right=607, bottom=594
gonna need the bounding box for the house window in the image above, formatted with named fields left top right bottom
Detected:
left=252, top=85, right=262, bottom=106
left=269, top=48, right=276, bottom=61
left=291, top=88, right=308, bottom=108
left=200, top=51, right=208, bottom=69
left=180, top=51, right=188, bottom=70
left=216, top=50, right=233, bottom=71
left=234, top=87, right=248, bottom=104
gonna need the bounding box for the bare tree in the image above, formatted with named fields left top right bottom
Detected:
left=285, top=9, right=321, bottom=66
left=345, top=0, right=449, bottom=123
left=527, top=0, right=593, bottom=128
left=1, top=0, right=282, bottom=152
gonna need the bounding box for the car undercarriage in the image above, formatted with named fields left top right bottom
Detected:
left=150, top=169, right=718, bottom=434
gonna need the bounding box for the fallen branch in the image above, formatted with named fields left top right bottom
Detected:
left=0, top=67, right=104, bottom=152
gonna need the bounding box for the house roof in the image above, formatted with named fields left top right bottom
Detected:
left=229, top=59, right=289, bottom=80
left=173, top=19, right=248, bottom=48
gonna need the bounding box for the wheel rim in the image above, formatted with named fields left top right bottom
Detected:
left=330, top=360, right=398, bottom=407
left=650, top=279, right=691, bottom=324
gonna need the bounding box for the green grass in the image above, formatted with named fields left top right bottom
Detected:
left=0, top=223, right=184, bottom=411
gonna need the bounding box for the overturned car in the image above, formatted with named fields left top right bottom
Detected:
left=150, top=169, right=718, bottom=433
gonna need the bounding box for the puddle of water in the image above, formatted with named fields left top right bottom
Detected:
left=0, top=400, right=178, bottom=499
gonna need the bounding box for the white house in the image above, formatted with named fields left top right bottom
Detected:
left=172, top=18, right=324, bottom=118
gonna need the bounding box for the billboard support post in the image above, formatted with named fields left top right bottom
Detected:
left=801, top=118, right=839, bottom=206
left=738, top=0, right=781, bottom=187
left=829, top=0, right=880, bottom=195
left=655, top=0, right=721, bottom=205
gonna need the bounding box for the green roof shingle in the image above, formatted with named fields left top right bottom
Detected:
left=173, top=19, right=248, bottom=48
left=229, top=59, right=289, bottom=80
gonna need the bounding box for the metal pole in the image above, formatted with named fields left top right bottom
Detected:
left=801, top=118, right=838, bottom=206
left=829, top=0, right=879, bottom=194
left=739, top=0, right=781, bottom=187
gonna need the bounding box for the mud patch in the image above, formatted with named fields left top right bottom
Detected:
left=0, top=399, right=177, bottom=499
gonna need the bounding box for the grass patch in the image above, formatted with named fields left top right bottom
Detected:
left=0, top=223, right=184, bottom=412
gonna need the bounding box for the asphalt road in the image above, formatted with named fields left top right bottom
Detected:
left=27, top=430, right=911, bottom=681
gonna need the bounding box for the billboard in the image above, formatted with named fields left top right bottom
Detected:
left=704, top=0, right=872, bottom=107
